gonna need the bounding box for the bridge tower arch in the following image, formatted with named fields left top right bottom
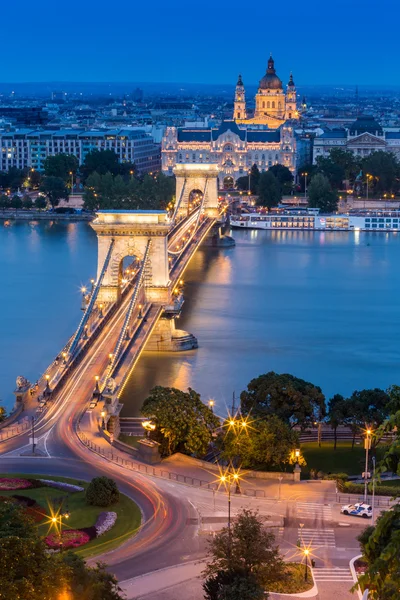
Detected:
left=90, top=210, right=170, bottom=305
left=174, top=164, right=220, bottom=219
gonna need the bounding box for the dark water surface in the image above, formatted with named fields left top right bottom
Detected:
left=2, top=221, right=400, bottom=415
left=0, top=220, right=97, bottom=409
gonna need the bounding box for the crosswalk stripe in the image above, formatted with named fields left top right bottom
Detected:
left=313, top=568, right=354, bottom=581
left=298, top=528, right=336, bottom=547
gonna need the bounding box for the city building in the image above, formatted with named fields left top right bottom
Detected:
left=162, top=119, right=309, bottom=187
left=0, top=128, right=161, bottom=173
left=233, top=56, right=299, bottom=128
left=0, top=106, right=49, bottom=126
left=313, top=115, right=400, bottom=162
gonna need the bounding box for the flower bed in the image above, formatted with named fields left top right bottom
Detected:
left=38, top=479, right=84, bottom=493
left=95, top=511, right=117, bottom=536
left=45, top=529, right=91, bottom=549
left=0, top=477, right=33, bottom=491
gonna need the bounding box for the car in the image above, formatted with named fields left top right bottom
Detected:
left=88, top=401, right=97, bottom=410
left=341, top=502, right=372, bottom=518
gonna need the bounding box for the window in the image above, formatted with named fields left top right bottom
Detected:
left=278, top=101, right=282, bottom=109
left=237, top=112, right=240, bottom=119
left=262, top=101, right=265, bottom=109
left=267, top=101, right=270, bottom=109
left=272, top=101, right=275, bottom=109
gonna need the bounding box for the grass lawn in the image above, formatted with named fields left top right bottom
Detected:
left=268, top=563, right=313, bottom=594
left=301, top=441, right=388, bottom=477
left=0, top=473, right=141, bottom=558
left=118, top=434, right=142, bottom=449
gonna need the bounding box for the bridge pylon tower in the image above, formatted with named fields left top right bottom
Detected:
left=174, top=163, right=220, bottom=220
left=90, top=211, right=170, bottom=305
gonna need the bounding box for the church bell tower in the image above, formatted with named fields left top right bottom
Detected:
left=285, top=73, right=298, bottom=120
left=233, top=74, right=246, bottom=121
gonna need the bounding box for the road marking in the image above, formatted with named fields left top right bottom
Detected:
left=313, top=567, right=354, bottom=581
left=296, top=502, right=333, bottom=520
left=298, top=528, right=336, bottom=547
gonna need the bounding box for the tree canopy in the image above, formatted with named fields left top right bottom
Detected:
left=236, top=164, right=260, bottom=194
left=268, top=164, right=294, bottom=194
left=83, top=171, right=175, bottom=211
left=256, top=171, right=281, bottom=208
left=141, top=386, right=220, bottom=457
left=40, top=176, right=68, bottom=208
left=81, top=149, right=135, bottom=179
left=240, top=371, right=326, bottom=429
left=43, top=154, right=79, bottom=181
left=0, top=502, right=124, bottom=600
left=203, top=508, right=285, bottom=598
left=307, top=173, right=338, bottom=212
left=220, top=415, right=299, bottom=470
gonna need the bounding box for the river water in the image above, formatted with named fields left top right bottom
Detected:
left=1, top=220, right=400, bottom=415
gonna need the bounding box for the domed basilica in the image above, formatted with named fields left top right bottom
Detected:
left=234, top=55, right=298, bottom=128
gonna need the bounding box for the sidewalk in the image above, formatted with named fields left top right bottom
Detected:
left=77, top=412, right=336, bottom=502
left=120, top=560, right=205, bottom=600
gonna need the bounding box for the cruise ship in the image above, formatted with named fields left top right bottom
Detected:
left=230, top=210, right=400, bottom=232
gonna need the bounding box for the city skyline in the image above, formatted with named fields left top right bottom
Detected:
left=2, top=0, right=398, bottom=85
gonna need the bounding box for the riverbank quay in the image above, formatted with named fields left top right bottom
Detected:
left=0, top=209, right=93, bottom=220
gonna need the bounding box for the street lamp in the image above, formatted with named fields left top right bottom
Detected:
left=208, top=399, right=215, bottom=411
left=101, top=410, right=106, bottom=429
left=142, top=420, right=156, bottom=438
left=364, top=428, right=372, bottom=502
left=278, top=475, right=283, bottom=501
left=303, top=548, right=310, bottom=581
left=219, top=467, right=242, bottom=547
left=371, top=456, right=376, bottom=524
left=302, top=172, right=308, bottom=200
left=295, top=448, right=300, bottom=463
left=44, top=374, right=51, bottom=396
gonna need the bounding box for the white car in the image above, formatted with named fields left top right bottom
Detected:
left=341, top=502, right=372, bottom=518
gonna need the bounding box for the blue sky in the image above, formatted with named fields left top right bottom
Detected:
left=2, top=0, right=399, bottom=84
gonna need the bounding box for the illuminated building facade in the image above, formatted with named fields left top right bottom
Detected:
left=162, top=120, right=308, bottom=188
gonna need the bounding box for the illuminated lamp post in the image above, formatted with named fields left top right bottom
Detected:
left=142, top=420, right=156, bottom=438
left=101, top=410, right=106, bottom=429
left=44, top=374, right=51, bottom=397
left=364, top=428, right=372, bottom=502
left=303, top=548, right=310, bottom=581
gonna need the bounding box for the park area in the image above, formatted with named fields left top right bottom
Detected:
left=0, top=473, right=141, bottom=557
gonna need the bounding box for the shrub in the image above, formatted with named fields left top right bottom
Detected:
left=0, top=478, right=33, bottom=490
left=45, top=529, right=90, bottom=549
left=85, top=477, right=119, bottom=507
left=324, top=473, right=349, bottom=481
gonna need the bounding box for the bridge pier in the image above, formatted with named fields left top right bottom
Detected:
left=147, top=316, right=198, bottom=351
left=204, top=222, right=236, bottom=248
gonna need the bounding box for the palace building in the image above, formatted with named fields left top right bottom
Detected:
left=234, top=55, right=299, bottom=128
left=162, top=120, right=310, bottom=188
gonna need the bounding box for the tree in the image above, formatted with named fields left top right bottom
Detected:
left=347, top=388, right=390, bottom=447
left=62, top=552, right=124, bottom=600
left=81, top=149, right=134, bottom=179
left=328, top=394, right=349, bottom=450
left=22, top=195, right=33, bottom=209
left=10, top=194, right=22, bottom=210
left=29, top=169, right=42, bottom=189
left=257, top=171, right=281, bottom=208
left=0, top=501, right=125, bottom=600
left=315, top=156, right=345, bottom=189
left=203, top=509, right=285, bottom=595
left=328, top=148, right=360, bottom=182
left=240, top=371, right=326, bottom=430
left=0, top=194, right=10, bottom=209
left=220, top=415, right=299, bottom=470
left=308, top=173, right=338, bottom=212
left=361, top=151, right=400, bottom=195
left=43, top=154, right=79, bottom=182
left=203, top=568, right=264, bottom=600
left=356, top=505, right=400, bottom=599
left=40, top=176, right=68, bottom=208
left=34, top=195, right=47, bottom=210
left=0, top=404, right=5, bottom=422
left=268, top=164, right=294, bottom=195
left=141, top=386, right=220, bottom=457
left=86, top=477, right=120, bottom=507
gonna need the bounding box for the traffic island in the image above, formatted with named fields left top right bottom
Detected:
left=0, top=473, right=141, bottom=557
left=268, top=564, right=317, bottom=597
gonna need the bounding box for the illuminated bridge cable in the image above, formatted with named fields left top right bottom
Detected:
left=103, top=238, right=152, bottom=384
left=171, top=177, right=187, bottom=223
left=168, top=179, right=208, bottom=257
left=68, top=238, right=115, bottom=358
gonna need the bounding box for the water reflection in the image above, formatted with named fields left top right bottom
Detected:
left=121, top=229, right=400, bottom=416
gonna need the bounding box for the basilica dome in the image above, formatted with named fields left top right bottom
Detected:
left=259, top=56, right=282, bottom=90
